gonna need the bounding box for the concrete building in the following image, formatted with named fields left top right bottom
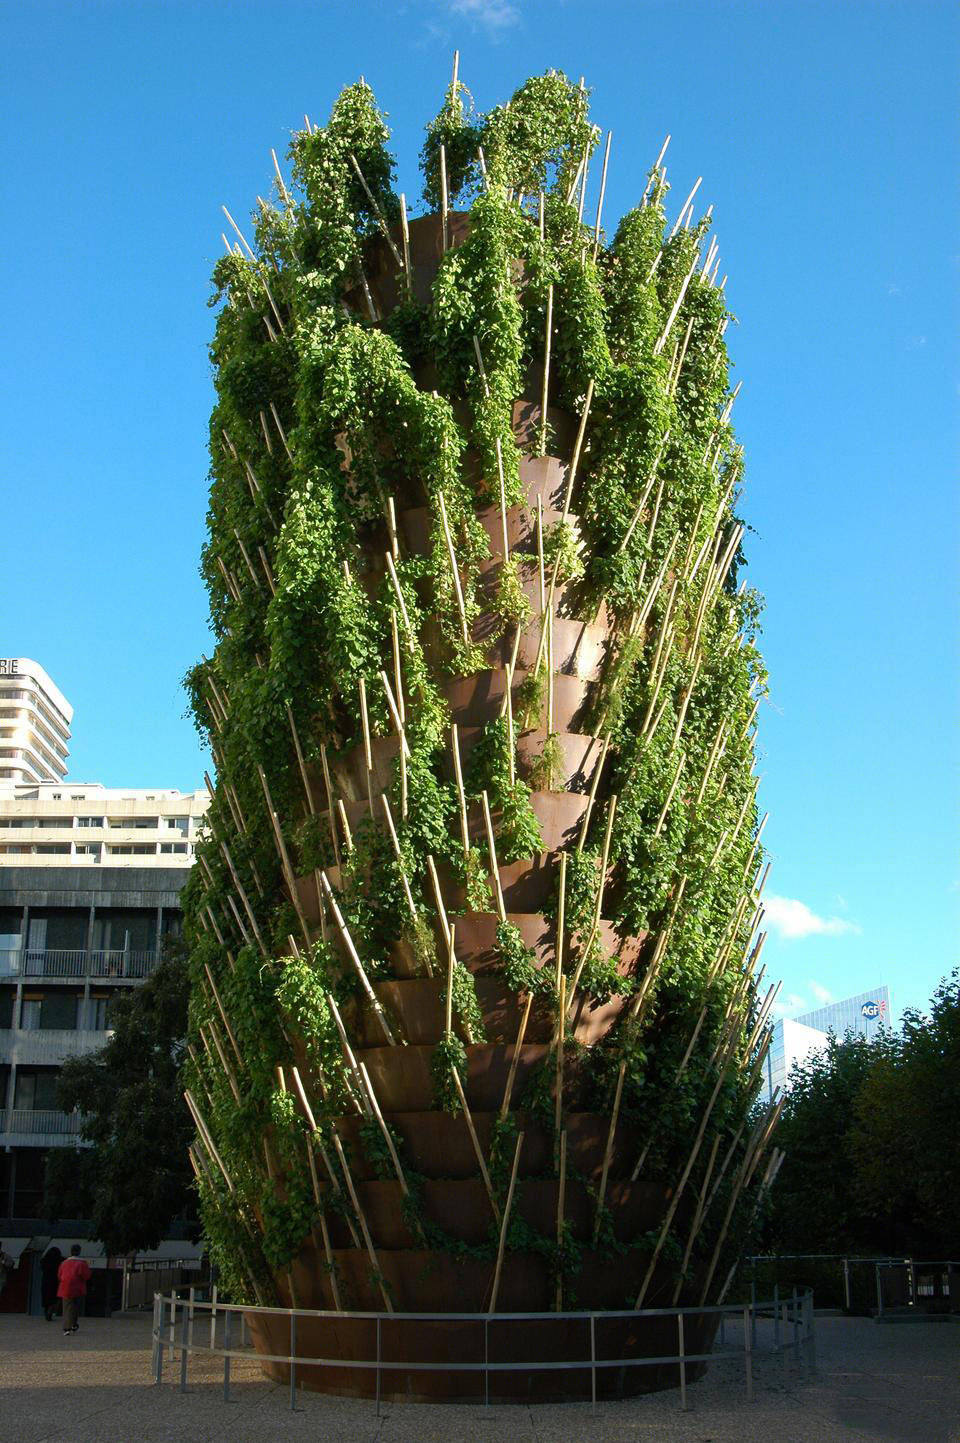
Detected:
left=764, top=985, right=891, bottom=1101
left=0, top=782, right=208, bottom=1218
left=0, top=658, right=72, bottom=785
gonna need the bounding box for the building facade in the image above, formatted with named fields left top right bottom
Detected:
left=0, top=658, right=72, bottom=785
left=0, top=783, right=207, bottom=1219
left=764, top=985, right=892, bottom=1100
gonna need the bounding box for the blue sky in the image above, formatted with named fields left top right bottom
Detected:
left=3, top=0, right=957, bottom=1020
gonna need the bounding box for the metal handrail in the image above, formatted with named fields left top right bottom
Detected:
left=152, top=1286, right=816, bottom=1415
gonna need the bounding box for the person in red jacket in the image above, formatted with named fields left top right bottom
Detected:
left=57, top=1245, right=91, bottom=1334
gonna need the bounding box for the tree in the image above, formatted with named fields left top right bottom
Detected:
left=765, top=972, right=960, bottom=1258
left=766, top=1031, right=887, bottom=1254
left=851, top=973, right=960, bottom=1256
left=43, top=943, right=196, bottom=1253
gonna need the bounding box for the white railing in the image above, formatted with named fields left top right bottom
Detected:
left=152, top=1288, right=816, bottom=1413
left=18, top=949, right=160, bottom=979
left=0, top=1028, right=108, bottom=1065
left=5, top=1108, right=83, bottom=1136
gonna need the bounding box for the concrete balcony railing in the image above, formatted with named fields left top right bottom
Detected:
left=2, top=1108, right=85, bottom=1138
left=0, top=1028, right=111, bottom=1066
left=0, top=948, right=161, bottom=980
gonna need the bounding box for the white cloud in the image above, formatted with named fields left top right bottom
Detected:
left=764, top=894, right=861, bottom=941
left=450, top=0, right=521, bottom=33
left=772, top=991, right=808, bottom=1018
left=810, top=980, right=834, bottom=1004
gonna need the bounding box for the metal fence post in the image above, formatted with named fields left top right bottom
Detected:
left=223, top=1307, right=232, bottom=1401
left=179, top=1297, right=189, bottom=1393
left=484, top=1317, right=489, bottom=1409
left=743, top=1302, right=753, bottom=1402
left=909, top=1260, right=916, bottom=1309
left=806, top=1291, right=817, bottom=1375
left=188, top=1286, right=195, bottom=1352
left=375, top=1316, right=382, bottom=1418
left=678, top=1312, right=687, bottom=1411
left=210, top=1283, right=218, bottom=1350
left=843, top=1257, right=851, bottom=1311
left=167, top=1292, right=176, bottom=1352
left=290, top=1310, right=297, bottom=1410
left=590, top=1314, right=597, bottom=1416
left=750, top=1278, right=757, bottom=1348
left=152, top=1293, right=163, bottom=1384
left=875, top=1264, right=883, bottom=1318
left=792, top=1287, right=800, bottom=1366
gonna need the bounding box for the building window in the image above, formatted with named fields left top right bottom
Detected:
left=88, top=996, right=109, bottom=1030
left=159, top=843, right=188, bottom=854
left=77, top=817, right=104, bottom=828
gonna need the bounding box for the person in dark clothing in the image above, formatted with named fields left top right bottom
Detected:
left=57, top=1245, right=91, bottom=1334
left=41, top=1246, right=63, bottom=1321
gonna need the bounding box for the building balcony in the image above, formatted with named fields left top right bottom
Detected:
left=0, top=1028, right=110, bottom=1066
left=0, top=948, right=160, bottom=980
left=0, top=1108, right=87, bottom=1146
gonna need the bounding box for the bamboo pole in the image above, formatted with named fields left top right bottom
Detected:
left=671, top=1130, right=721, bottom=1305
left=184, top=1091, right=234, bottom=1192
left=286, top=704, right=316, bottom=815
left=437, top=491, right=470, bottom=646
left=540, top=284, right=553, bottom=457
left=634, top=1025, right=741, bottom=1307
left=258, top=546, right=277, bottom=595
left=348, top=153, right=403, bottom=268
left=481, top=790, right=507, bottom=921
left=653, top=249, right=700, bottom=357
left=568, top=793, right=618, bottom=1000
left=500, top=991, right=533, bottom=1118
left=592, top=131, right=612, bottom=260
left=669, top=176, right=702, bottom=239
left=451, top=725, right=471, bottom=858
left=325, top=992, right=371, bottom=1116
left=203, top=964, right=243, bottom=1067
left=426, top=854, right=452, bottom=952
left=488, top=1131, right=524, bottom=1313
left=358, top=1061, right=415, bottom=1203
left=576, top=736, right=610, bottom=851
left=592, top=1060, right=626, bottom=1243
left=219, top=841, right=269, bottom=958
left=329, top=1127, right=394, bottom=1311
left=319, top=872, right=398, bottom=1045
left=256, top=767, right=313, bottom=949
left=206, top=1021, right=242, bottom=1103
left=554, top=853, right=568, bottom=991
left=384, top=552, right=415, bottom=647
left=335, top=799, right=353, bottom=854
left=379, top=795, right=423, bottom=945
left=440, top=143, right=449, bottom=252
left=358, top=677, right=376, bottom=820
left=554, top=975, right=566, bottom=1144
left=380, top=670, right=412, bottom=759
left=451, top=1069, right=500, bottom=1221
left=620, top=430, right=671, bottom=551
left=555, top=1129, right=567, bottom=1311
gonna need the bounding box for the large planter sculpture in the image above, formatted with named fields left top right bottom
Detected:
left=183, top=67, right=780, bottom=1401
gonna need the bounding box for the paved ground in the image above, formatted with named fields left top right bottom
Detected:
left=0, top=1310, right=957, bottom=1442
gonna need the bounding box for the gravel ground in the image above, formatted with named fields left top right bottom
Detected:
left=0, top=1309, right=957, bottom=1442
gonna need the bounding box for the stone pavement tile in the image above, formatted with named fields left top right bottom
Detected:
left=377, top=1403, right=537, bottom=1441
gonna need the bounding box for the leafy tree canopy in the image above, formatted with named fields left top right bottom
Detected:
left=44, top=944, right=197, bottom=1254
left=765, top=972, right=960, bottom=1258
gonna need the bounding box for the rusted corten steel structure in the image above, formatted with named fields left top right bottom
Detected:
left=182, top=69, right=780, bottom=1400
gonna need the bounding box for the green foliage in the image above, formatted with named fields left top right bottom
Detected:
left=184, top=63, right=769, bottom=1303
left=431, top=1033, right=468, bottom=1113
left=45, top=944, right=195, bottom=1254
left=768, top=974, right=960, bottom=1257
left=496, top=919, right=549, bottom=996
